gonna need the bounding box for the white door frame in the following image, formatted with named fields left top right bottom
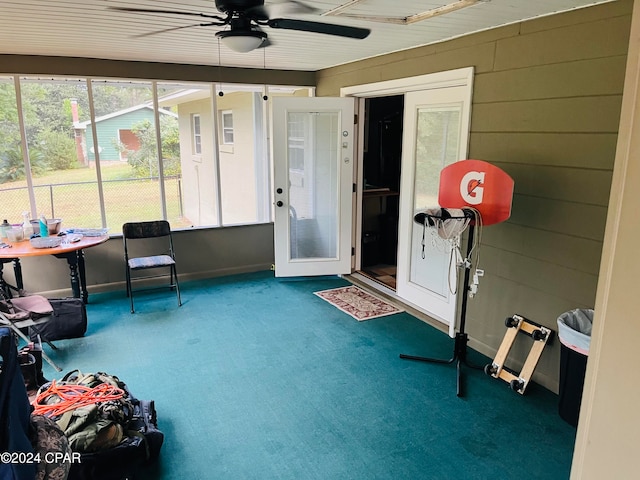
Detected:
left=340, top=68, right=474, bottom=322
left=396, top=86, right=473, bottom=333
left=272, top=96, right=355, bottom=277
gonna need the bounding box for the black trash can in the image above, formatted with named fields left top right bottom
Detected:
left=557, top=309, right=593, bottom=427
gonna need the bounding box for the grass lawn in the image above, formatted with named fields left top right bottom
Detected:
left=3, top=162, right=135, bottom=188
left=0, top=162, right=190, bottom=231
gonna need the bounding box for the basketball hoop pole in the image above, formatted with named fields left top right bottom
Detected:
left=400, top=209, right=483, bottom=398
left=401, top=159, right=514, bottom=397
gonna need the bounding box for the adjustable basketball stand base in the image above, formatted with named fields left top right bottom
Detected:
left=400, top=332, right=483, bottom=397
left=400, top=211, right=482, bottom=398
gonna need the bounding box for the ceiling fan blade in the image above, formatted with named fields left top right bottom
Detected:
left=267, top=18, right=370, bottom=39
left=245, top=6, right=269, bottom=21
left=247, top=1, right=318, bottom=21
left=108, top=6, right=227, bottom=23
left=132, top=23, right=220, bottom=39
left=269, top=0, right=319, bottom=16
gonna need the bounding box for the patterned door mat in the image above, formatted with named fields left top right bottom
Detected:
left=314, top=285, right=404, bottom=321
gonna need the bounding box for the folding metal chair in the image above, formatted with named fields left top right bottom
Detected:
left=0, top=294, right=62, bottom=372
left=123, top=220, right=182, bottom=313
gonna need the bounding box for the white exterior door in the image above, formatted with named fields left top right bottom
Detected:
left=396, top=86, right=473, bottom=333
left=272, top=97, right=355, bottom=277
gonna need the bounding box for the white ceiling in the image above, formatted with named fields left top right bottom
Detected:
left=0, top=0, right=615, bottom=71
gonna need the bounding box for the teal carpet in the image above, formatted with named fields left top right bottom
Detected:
left=41, top=271, right=576, bottom=479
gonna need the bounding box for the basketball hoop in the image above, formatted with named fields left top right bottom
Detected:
left=424, top=206, right=470, bottom=236
left=401, top=160, right=514, bottom=398
left=414, top=207, right=477, bottom=295
left=415, top=207, right=469, bottom=253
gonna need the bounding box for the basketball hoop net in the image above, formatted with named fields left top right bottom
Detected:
left=416, top=207, right=482, bottom=295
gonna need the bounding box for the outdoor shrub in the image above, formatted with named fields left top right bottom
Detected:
left=0, top=146, right=46, bottom=182
left=127, top=117, right=181, bottom=178
left=38, top=129, right=78, bottom=171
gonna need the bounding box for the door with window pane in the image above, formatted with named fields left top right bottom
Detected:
left=396, top=86, right=472, bottom=331
left=272, top=97, right=354, bottom=277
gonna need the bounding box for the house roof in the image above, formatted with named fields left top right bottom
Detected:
left=0, top=1, right=616, bottom=72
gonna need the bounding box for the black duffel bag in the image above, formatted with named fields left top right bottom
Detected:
left=35, top=370, right=164, bottom=480
left=67, top=398, right=164, bottom=480
left=31, top=297, right=87, bottom=341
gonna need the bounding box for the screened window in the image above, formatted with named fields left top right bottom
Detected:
left=221, top=111, right=234, bottom=144
left=192, top=114, right=202, bottom=155
left=0, top=77, right=310, bottom=231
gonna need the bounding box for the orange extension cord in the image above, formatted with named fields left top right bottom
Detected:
left=32, top=380, right=125, bottom=417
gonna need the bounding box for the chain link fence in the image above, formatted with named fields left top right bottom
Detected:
left=0, top=175, right=188, bottom=233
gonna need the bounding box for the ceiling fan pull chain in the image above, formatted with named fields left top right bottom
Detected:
left=262, top=48, right=268, bottom=101
left=217, top=38, right=224, bottom=97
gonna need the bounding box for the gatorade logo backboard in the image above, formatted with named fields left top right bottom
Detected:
left=438, top=159, right=514, bottom=226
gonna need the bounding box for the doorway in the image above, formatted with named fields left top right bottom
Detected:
left=359, top=95, right=404, bottom=290
left=343, top=67, right=474, bottom=329
left=269, top=68, right=474, bottom=328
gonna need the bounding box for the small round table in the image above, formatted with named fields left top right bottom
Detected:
left=0, top=235, right=109, bottom=303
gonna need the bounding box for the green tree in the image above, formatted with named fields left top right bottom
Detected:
left=20, top=83, right=74, bottom=138
left=16, top=81, right=153, bottom=152
left=89, top=84, right=152, bottom=118
left=0, top=82, right=21, bottom=165
left=37, top=128, right=78, bottom=170
left=127, top=115, right=181, bottom=177
left=1, top=78, right=157, bottom=180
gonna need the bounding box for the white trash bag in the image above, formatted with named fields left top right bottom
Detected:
left=557, top=308, right=593, bottom=356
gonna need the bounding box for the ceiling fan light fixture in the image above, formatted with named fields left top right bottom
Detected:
left=216, top=29, right=266, bottom=53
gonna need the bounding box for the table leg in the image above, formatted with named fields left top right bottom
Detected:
left=12, top=258, right=24, bottom=291
left=55, top=252, right=81, bottom=300
left=1, top=259, right=23, bottom=297
left=77, top=249, right=88, bottom=304
left=68, top=258, right=80, bottom=300
left=0, top=260, right=8, bottom=297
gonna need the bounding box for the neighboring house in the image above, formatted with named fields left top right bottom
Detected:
left=71, top=86, right=296, bottom=228
left=74, top=104, right=178, bottom=163
left=158, top=87, right=294, bottom=227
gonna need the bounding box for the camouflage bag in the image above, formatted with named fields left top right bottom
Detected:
left=35, top=371, right=133, bottom=453
left=34, top=370, right=164, bottom=480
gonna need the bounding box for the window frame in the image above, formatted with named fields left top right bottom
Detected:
left=192, top=113, right=202, bottom=155
left=221, top=110, right=234, bottom=145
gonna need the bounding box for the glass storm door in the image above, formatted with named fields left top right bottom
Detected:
left=272, top=97, right=355, bottom=277
left=396, top=86, right=472, bottom=333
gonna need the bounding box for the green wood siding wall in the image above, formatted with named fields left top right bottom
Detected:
left=316, top=0, right=633, bottom=392
left=85, top=108, right=156, bottom=162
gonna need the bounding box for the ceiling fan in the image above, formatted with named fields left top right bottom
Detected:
left=109, top=0, right=371, bottom=53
